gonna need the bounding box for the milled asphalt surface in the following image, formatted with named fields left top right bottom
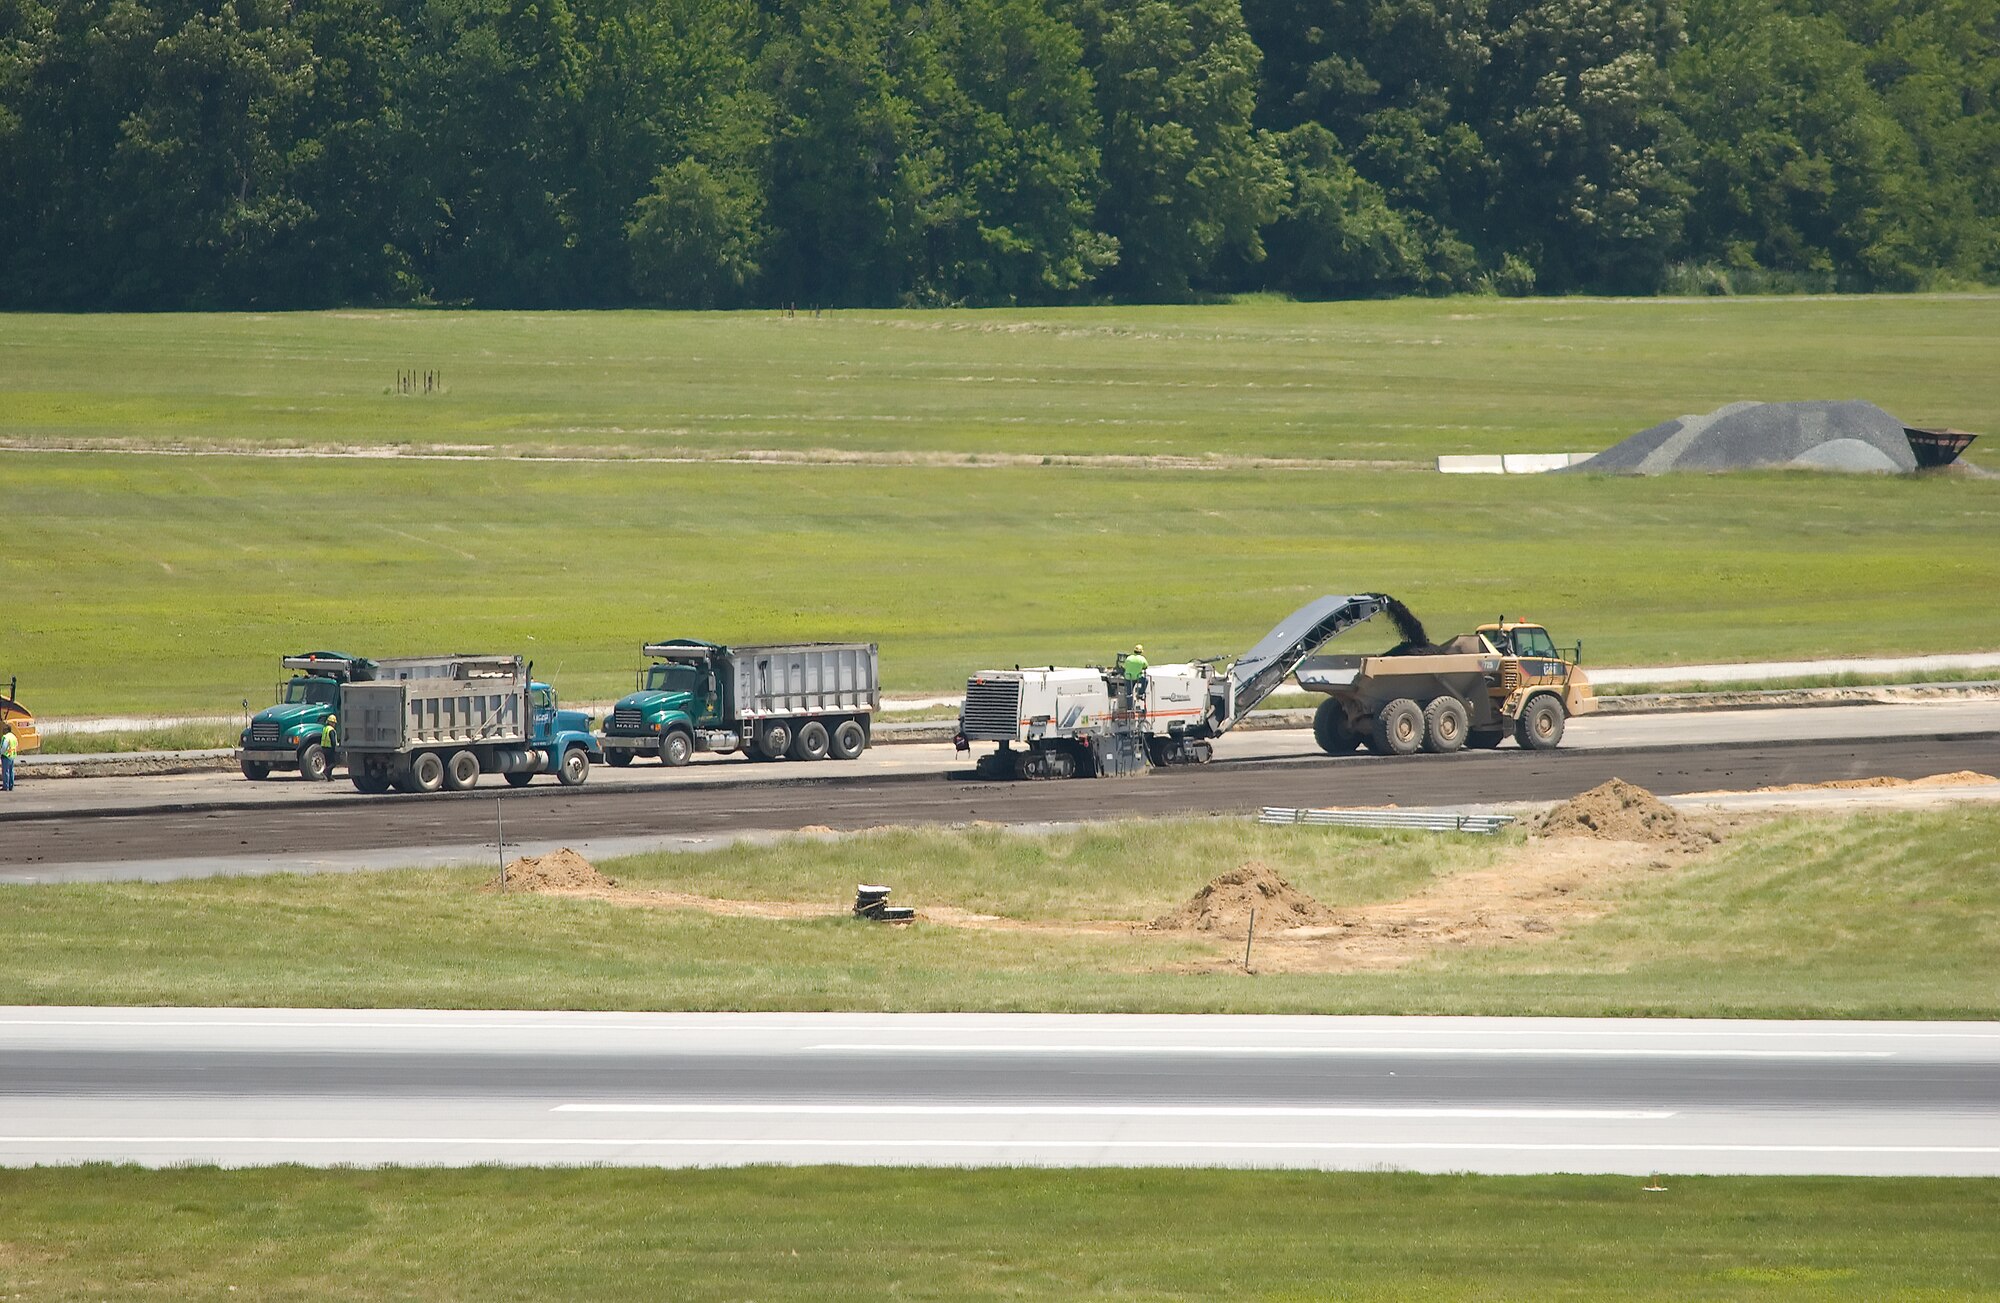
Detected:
left=4, top=702, right=1998, bottom=882
left=3, top=1009, right=1995, bottom=1174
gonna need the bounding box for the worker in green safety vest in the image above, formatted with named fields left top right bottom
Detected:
left=1, top=726, right=16, bottom=792
left=1121, top=645, right=1148, bottom=702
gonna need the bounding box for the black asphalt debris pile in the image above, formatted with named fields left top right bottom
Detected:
left=1574, top=400, right=1920, bottom=475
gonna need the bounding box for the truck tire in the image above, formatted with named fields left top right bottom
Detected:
left=1422, top=698, right=1468, bottom=754
left=409, top=751, right=446, bottom=794
left=557, top=746, right=591, bottom=786
left=1312, top=699, right=1358, bottom=755
left=296, top=743, right=332, bottom=782
left=350, top=760, right=392, bottom=794
left=504, top=771, right=534, bottom=788
left=790, top=720, right=830, bottom=762
left=754, top=721, right=792, bottom=762
left=1371, top=698, right=1425, bottom=757
left=830, top=719, right=867, bottom=760
left=660, top=731, right=693, bottom=767
left=1515, top=695, right=1566, bottom=750
left=443, top=749, right=481, bottom=791
left=605, top=749, right=633, bottom=768
left=240, top=759, right=272, bottom=781
left=1466, top=728, right=1506, bottom=750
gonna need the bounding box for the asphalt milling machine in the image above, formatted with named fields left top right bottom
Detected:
left=955, top=596, right=1594, bottom=779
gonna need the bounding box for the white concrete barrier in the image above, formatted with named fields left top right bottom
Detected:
left=1440, top=453, right=1601, bottom=474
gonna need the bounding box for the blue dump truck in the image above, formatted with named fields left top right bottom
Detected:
left=335, top=653, right=601, bottom=794
left=599, top=641, right=879, bottom=765
left=236, top=652, right=379, bottom=781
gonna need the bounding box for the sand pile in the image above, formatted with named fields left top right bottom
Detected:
left=1759, top=770, right=1997, bottom=793
left=1152, top=862, right=1337, bottom=936
left=485, top=848, right=616, bottom=892
left=1575, top=400, right=1919, bottom=475
left=1536, top=779, right=1697, bottom=844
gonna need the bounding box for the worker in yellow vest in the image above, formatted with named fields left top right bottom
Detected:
left=1, top=726, right=16, bottom=792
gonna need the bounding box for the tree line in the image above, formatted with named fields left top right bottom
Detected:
left=1, top=0, right=1994, bottom=308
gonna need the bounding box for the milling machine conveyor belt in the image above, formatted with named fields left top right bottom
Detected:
left=1221, top=594, right=1387, bottom=725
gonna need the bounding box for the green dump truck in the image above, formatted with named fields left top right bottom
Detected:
left=599, top=641, right=879, bottom=765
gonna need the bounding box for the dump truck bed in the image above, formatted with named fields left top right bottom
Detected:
left=339, top=656, right=531, bottom=752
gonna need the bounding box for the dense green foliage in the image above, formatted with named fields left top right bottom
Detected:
left=0, top=0, right=1994, bottom=305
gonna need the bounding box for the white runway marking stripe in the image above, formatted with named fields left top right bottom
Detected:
left=4, top=1137, right=1998, bottom=1155
left=805, top=1044, right=1897, bottom=1058
left=551, top=1104, right=1676, bottom=1119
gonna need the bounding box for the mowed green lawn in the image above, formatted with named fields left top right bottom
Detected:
left=4, top=809, right=1995, bottom=1017
left=9, top=449, right=1999, bottom=714
left=2, top=297, right=1994, bottom=462
left=3, top=1167, right=1995, bottom=1301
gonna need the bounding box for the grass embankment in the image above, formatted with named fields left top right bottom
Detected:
left=5, top=809, right=1996, bottom=1016
left=2, top=298, right=1994, bottom=462
left=8, top=449, right=1999, bottom=715
left=3, top=1167, right=1996, bottom=1300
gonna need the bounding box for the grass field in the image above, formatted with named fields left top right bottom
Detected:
left=5, top=809, right=1995, bottom=1017
left=3, top=1166, right=1996, bottom=1300
left=8, top=447, right=1999, bottom=715
left=3, top=298, right=1995, bottom=461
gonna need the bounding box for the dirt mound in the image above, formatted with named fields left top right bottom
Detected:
left=1537, top=779, right=1694, bottom=844
left=485, top=848, right=616, bottom=893
left=1152, top=862, right=1337, bottom=936
left=1760, top=770, right=1997, bottom=793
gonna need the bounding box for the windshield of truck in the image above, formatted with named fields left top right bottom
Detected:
left=283, top=679, right=338, bottom=706
left=1514, top=627, right=1559, bottom=659
left=644, top=664, right=706, bottom=695
left=531, top=686, right=555, bottom=710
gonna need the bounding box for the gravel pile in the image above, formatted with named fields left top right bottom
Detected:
left=1575, top=400, right=1918, bottom=474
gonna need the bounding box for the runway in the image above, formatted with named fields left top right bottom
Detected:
left=3, top=1009, right=1996, bottom=1174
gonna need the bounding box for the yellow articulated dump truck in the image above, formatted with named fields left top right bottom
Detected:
left=2, top=676, right=41, bottom=754
left=1296, top=619, right=1595, bottom=755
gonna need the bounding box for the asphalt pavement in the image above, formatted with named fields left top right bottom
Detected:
left=4, top=701, right=1999, bottom=882
left=3, top=1009, right=1995, bottom=1174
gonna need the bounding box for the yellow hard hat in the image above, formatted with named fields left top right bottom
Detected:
left=1133, top=644, right=1144, bottom=653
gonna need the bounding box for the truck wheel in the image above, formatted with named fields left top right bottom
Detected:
left=409, top=751, right=446, bottom=794
left=296, top=743, right=332, bottom=782
left=1312, top=699, right=1358, bottom=755
left=1371, top=698, right=1425, bottom=757
left=754, top=721, right=792, bottom=761
left=830, top=719, right=867, bottom=760
left=1515, top=695, right=1566, bottom=750
left=790, top=721, right=830, bottom=761
left=1422, top=698, right=1468, bottom=754
left=504, top=771, right=534, bottom=788
left=443, top=749, right=481, bottom=791
left=1466, top=728, right=1507, bottom=750
left=660, top=731, right=693, bottom=767
left=557, top=746, right=590, bottom=786
left=605, top=749, right=633, bottom=768
left=240, top=759, right=272, bottom=781
left=351, top=761, right=392, bottom=794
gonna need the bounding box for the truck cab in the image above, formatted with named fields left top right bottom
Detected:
left=237, top=652, right=367, bottom=781
left=531, top=682, right=599, bottom=753
left=601, top=657, right=719, bottom=767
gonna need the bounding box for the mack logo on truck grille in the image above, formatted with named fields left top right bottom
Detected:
left=961, top=679, right=1023, bottom=741
left=250, top=723, right=286, bottom=746
left=609, top=708, right=648, bottom=733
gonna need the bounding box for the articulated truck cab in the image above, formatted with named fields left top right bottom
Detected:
left=599, top=640, right=879, bottom=765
